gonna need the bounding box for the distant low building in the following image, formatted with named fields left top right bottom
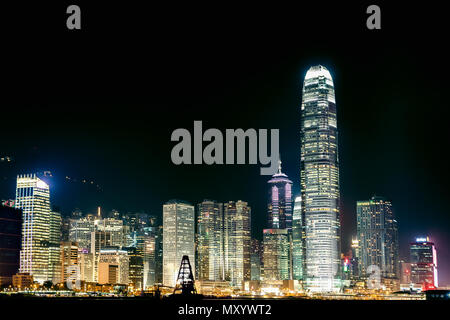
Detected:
left=60, top=241, right=79, bottom=284
left=12, top=272, right=33, bottom=289
left=98, top=248, right=129, bottom=285
left=400, top=261, right=412, bottom=286
left=79, top=250, right=95, bottom=283
left=425, top=290, right=450, bottom=300
left=196, top=280, right=232, bottom=296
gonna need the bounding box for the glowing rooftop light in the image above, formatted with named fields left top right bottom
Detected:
left=304, top=65, right=333, bottom=81
left=36, top=180, right=48, bottom=189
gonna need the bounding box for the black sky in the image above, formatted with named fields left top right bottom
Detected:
left=1, top=3, right=449, bottom=285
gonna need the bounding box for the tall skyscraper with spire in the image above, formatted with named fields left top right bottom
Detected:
left=267, top=158, right=293, bottom=231
left=300, top=65, right=341, bottom=292
left=263, top=158, right=293, bottom=281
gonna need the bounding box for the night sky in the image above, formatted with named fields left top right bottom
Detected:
left=1, top=3, right=449, bottom=285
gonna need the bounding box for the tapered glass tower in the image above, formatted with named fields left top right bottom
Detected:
left=300, top=65, right=341, bottom=292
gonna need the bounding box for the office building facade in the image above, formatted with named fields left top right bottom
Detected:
left=263, top=228, right=290, bottom=281
left=197, top=200, right=224, bottom=282
left=410, top=237, right=438, bottom=290
left=223, top=200, right=251, bottom=287
left=98, top=248, right=129, bottom=285
left=356, top=196, right=399, bottom=279
left=16, top=174, right=52, bottom=283
left=162, top=200, right=195, bottom=287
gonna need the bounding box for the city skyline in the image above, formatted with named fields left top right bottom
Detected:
left=2, top=54, right=450, bottom=286
left=2, top=4, right=450, bottom=318
left=2, top=55, right=448, bottom=291
left=1, top=2, right=450, bottom=288
left=1, top=169, right=446, bottom=294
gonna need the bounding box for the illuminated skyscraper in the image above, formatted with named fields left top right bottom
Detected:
left=223, top=200, right=251, bottom=287
left=250, top=239, right=262, bottom=281
left=267, top=160, right=293, bottom=230
left=60, top=241, right=79, bottom=284
left=48, top=210, right=62, bottom=284
left=90, top=230, right=112, bottom=282
left=95, top=218, right=124, bottom=248
left=69, top=215, right=124, bottom=282
left=410, top=237, right=438, bottom=290
left=79, top=250, right=95, bottom=283
left=0, top=205, right=22, bottom=286
left=356, top=196, right=399, bottom=279
left=197, top=200, right=224, bottom=281
left=263, top=229, right=290, bottom=280
left=162, top=200, right=195, bottom=287
left=16, top=174, right=53, bottom=283
left=300, top=65, right=341, bottom=292
left=136, top=227, right=156, bottom=289
left=69, top=216, right=95, bottom=251
left=292, top=196, right=303, bottom=280
left=125, top=246, right=143, bottom=289
left=350, top=238, right=360, bottom=280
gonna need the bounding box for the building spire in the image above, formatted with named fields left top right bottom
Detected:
left=278, top=154, right=282, bottom=174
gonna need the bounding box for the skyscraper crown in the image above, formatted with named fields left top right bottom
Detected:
left=304, top=65, right=333, bottom=81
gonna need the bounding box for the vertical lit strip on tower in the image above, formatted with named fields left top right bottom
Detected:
left=300, top=65, right=341, bottom=292
left=292, top=196, right=303, bottom=280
